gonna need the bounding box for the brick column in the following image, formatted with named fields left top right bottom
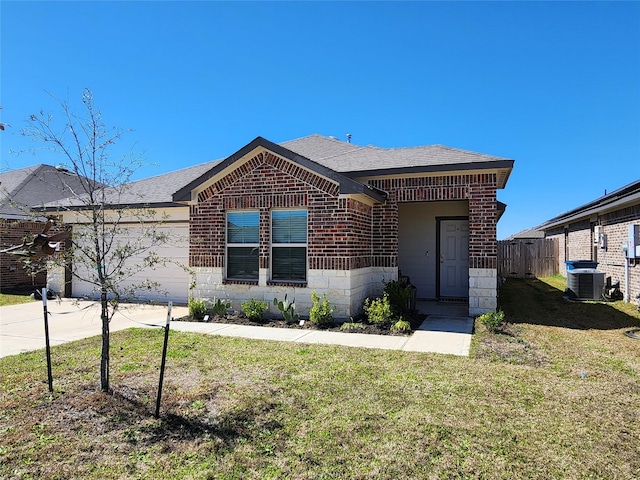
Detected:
left=469, top=176, right=498, bottom=315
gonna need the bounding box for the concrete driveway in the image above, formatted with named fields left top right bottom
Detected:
left=0, top=299, right=188, bottom=358
left=1, top=299, right=473, bottom=359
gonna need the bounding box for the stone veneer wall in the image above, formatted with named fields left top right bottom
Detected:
left=469, top=268, right=497, bottom=316
left=191, top=265, right=396, bottom=319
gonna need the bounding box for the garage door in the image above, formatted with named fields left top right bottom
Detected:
left=72, top=224, right=189, bottom=304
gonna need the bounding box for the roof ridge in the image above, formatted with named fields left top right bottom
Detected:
left=307, top=145, right=369, bottom=162
left=2, top=164, right=48, bottom=198
left=280, top=133, right=324, bottom=144
left=377, top=143, right=509, bottom=159
left=281, top=133, right=359, bottom=146
left=280, top=133, right=369, bottom=162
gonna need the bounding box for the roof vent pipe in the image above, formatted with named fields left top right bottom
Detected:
left=346, top=133, right=352, bottom=143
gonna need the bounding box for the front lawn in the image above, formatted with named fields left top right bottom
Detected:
left=0, top=292, right=35, bottom=307
left=1, top=277, right=639, bottom=479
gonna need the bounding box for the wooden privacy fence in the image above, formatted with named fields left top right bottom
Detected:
left=497, top=238, right=559, bottom=278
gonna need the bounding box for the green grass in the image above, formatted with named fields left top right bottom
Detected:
left=1, top=277, right=639, bottom=479
left=0, top=292, right=36, bottom=306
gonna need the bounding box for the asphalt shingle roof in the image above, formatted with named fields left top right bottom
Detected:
left=0, top=165, right=95, bottom=218
left=43, top=160, right=220, bottom=209
left=537, top=179, right=640, bottom=230
left=282, top=134, right=512, bottom=175
left=40, top=134, right=513, bottom=209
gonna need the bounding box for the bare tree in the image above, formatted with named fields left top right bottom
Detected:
left=0, top=105, right=8, bottom=131
left=19, top=89, right=176, bottom=392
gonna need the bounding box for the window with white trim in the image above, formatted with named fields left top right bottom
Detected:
left=226, top=211, right=259, bottom=281
left=271, top=209, right=307, bottom=282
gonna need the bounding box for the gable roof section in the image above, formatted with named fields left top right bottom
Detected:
left=282, top=134, right=514, bottom=187
left=172, top=136, right=387, bottom=203
left=537, top=179, right=640, bottom=230
left=0, top=164, right=95, bottom=219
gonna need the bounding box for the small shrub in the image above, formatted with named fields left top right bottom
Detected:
left=242, top=298, right=269, bottom=321
left=212, top=298, right=231, bottom=316
left=273, top=294, right=300, bottom=324
left=340, top=322, right=366, bottom=332
left=384, top=280, right=412, bottom=314
left=309, top=291, right=334, bottom=327
left=390, top=318, right=412, bottom=333
left=188, top=297, right=207, bottom=320
left=363, top=294, right=394, bottom=326
left=478, top=310, right=506, bottom=333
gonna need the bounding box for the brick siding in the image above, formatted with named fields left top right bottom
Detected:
left=190, top=151, right=374, bottom=275
left=544, top=203, right=640, bottom=303
left=189, top=151, right=502, bottom=315
left=0, top=219, right=47, bottom=292
left=369, top=173, right=499, bottom=270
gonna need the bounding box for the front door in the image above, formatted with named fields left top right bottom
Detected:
left=439, top=219, right=469, bottom=298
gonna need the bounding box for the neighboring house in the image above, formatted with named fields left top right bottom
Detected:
left=46, top=134, right=514, bottom=317
left=0, top=165, right=88, bottom=292
left=537, top=179, right=640, bottom=302
left=505, top=228, right=545, bottom=241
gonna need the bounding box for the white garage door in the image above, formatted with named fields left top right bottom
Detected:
left=72, top=224, right=189, bottom=304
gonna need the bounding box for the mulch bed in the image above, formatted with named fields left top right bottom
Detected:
left=176, top=312, right=426, bottom=336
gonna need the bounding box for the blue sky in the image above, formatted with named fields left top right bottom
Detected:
left=1, top=1, right=638, bottom=239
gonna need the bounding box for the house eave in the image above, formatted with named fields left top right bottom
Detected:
left=346, top=159, right=514, bottom=188
left=497, top=201, right=507, bottom=222
left=34, top=201, right=185, bottom=213
left=538, top=187, right=640, bottom=231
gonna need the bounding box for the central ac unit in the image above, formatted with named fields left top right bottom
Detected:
left=566, top=268, right=605, bottom=300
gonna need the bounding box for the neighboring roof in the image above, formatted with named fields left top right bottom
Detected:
left=43, top=159, right=219, bottom=210
left=537, top=179, right=640, bottom=230
left=0, top=165, right=95, bottom=219
left=505, top=228, right=545, bottom=240
left=172, top=136, right=387, bottom=203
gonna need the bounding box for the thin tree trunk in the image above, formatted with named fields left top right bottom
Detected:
left=100, top=289, right=110, bottom=392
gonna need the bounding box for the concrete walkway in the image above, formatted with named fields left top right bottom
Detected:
left=0, top=299, right=473, bottom=359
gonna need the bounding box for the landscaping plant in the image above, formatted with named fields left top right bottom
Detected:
left=383, top=279, right=413, bottom=314
left=340, top=321, right=366, bottom=332
left=309, top=291, right=334, bottom=327
left=478, top=310, right=505, bottom=333
left=242, top=298, right=269, bottom=322
left=390, top=317, right=412, bottom=333
left=363, top=294, right=394, bottom=326
left=211, top=298, right=231, bottom=316
left=273, top=294, right=299, bottom=323
left=478, top=311, right=504, bottom=332
left=188, top=297, right=207, bottom=321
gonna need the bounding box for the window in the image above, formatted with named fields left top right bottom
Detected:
left=226, top=211, right=259, bottom=280
left=271, top=210, right=307, bottom=282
